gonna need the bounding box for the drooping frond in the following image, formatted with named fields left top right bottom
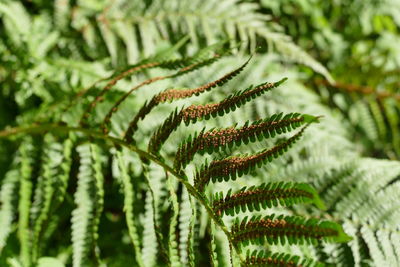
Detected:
left=124, top=57, right=251, bottom=142
left=148, top=78, right=288, bottom=154
left=71, top=144, right=104, bottom=267
left=174, top=113, right=318, bottom=169
left=178, top=188, right=196, bottom=266
left=115, top=150, right=144, bottom=267
left=231, top=215, right=350, bottom=248
left=30, top=134, right=73, bottom=262
left=0, top=165, right=19, bottom=253
left=211, top=182, right=325, bottom=217
left=166, top=178, right=182, bottom=267
left=17, top=137, right=35, bottom=267
left=194, top=125, right=309, bottom=192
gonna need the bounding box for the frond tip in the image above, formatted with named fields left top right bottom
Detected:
left=231, top=215, right=351, bottom=249
left=211, top=182, right=326, bottom=217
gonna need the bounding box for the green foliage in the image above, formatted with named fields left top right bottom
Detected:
left=1, top=0, right=399, bottom=266
left=0, top=44, right=350, bottom=266
left=261, top=0, right=400, bottom=159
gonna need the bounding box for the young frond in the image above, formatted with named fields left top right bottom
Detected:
left=211, top=182, right=325, bottom=217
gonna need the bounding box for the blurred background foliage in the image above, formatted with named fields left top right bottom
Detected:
left=0, top=0, right=399, bottom=266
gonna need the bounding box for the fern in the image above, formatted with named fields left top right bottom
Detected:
left=2, top=0, right=399, bottom=266
left=0, top=48, right=349, bottom=266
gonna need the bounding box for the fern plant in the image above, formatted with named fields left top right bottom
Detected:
left=0, top=46, right=350, bottom=266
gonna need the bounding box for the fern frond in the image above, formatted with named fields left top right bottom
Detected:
left=0, top=167, right=19, bottom=253
left=209, top=221, right=219, bottom=267
left=178, top=188, right=196, bottom=266
left=80, top=37, right=207, bottom=125
left=141, top=190, right=158, bottom=266
left=244, top=250, right=322, bottom=267
left=211, top=182, right=325, bottom=217
left=181, top=78, right=288, bottom=124
left=141, top=164, right=170, bottom=264
left=17, top=137, right=35, bottom=267
left=231, top=215, right=350, bottom=249
left=194, top=125, right=309, bottom=192
left=30, top=134, right=72, bottom=262
left=148, top=78, right=287, bottom=154
left=116, top=150, right=144, bottom=267
left=90, top=144, right=104, bottom=263
left=166, top=178, right=182, bottom=267
left=175, top=113, right=318, bottom=169
left=124, top=57, right=251, bottom=142
left=100, top=54, right=222, bottom=134
left=71, top=144, right=104, bottom=267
